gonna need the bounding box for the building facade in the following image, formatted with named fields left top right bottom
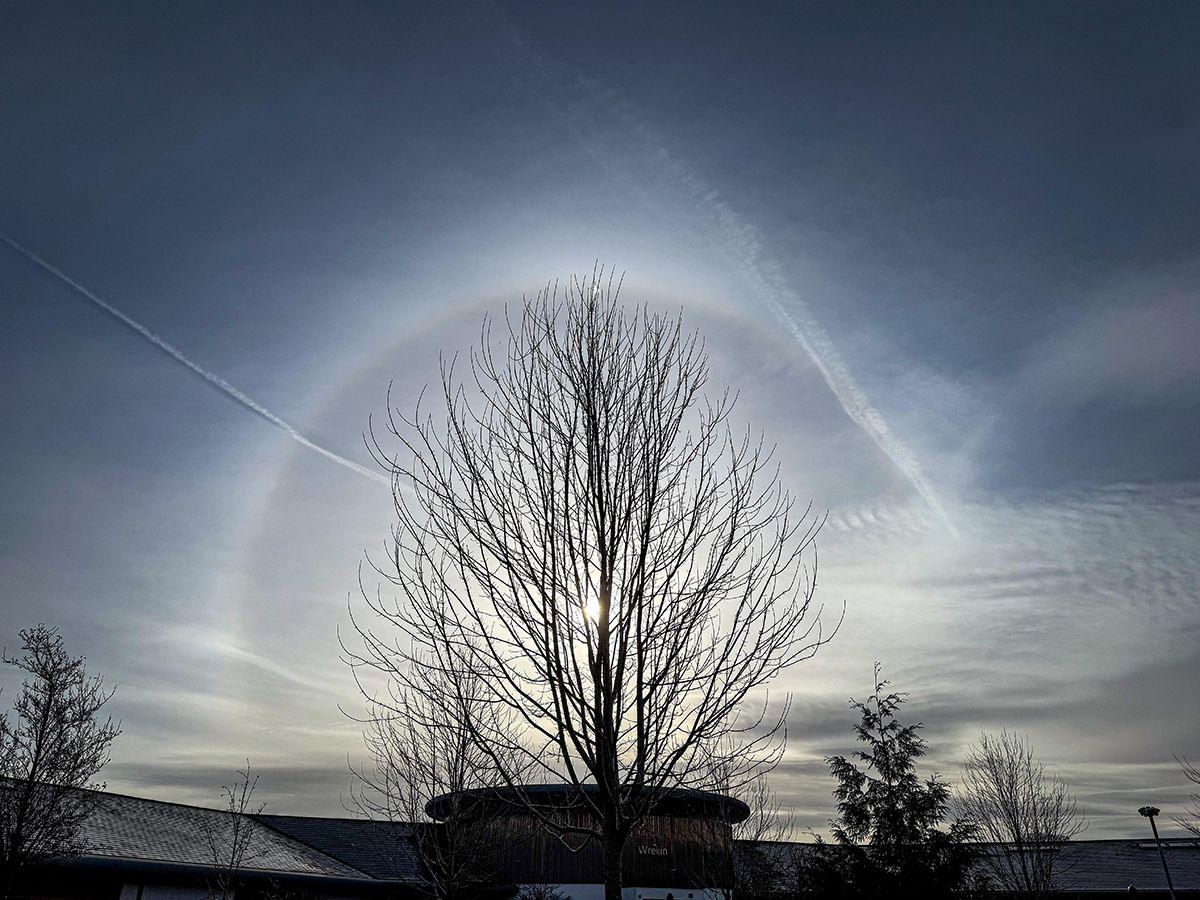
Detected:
left=424, top=784, right=749, bottom=900
left=10, top=785, right=1200, bottom=900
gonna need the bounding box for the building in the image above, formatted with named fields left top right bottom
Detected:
left=423, top=784, right=749, bottom=900
left=744, top=838, right=1200, bottom=899
left=10, top=785, right=1200, bottom=899
left=10, top=789, right=412, bottom=900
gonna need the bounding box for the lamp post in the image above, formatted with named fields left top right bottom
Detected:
left=1138, top=806, right=1178, bottom=900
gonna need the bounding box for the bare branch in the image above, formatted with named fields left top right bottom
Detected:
left=0, top=625, right=120, bottom=900
left=348, top=270, right=834, bottom=900
left=1175, top=755, right=1200, bottom=840
left=202, top=761, right=267, bottom=900
left=958, top=730, right=1086, bottom=898
left=348, top=663, right=521, bottom=900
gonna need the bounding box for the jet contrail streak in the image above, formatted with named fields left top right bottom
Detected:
left=497, top=20, right=956, bottom=536
left=1, top=232, right=388, bottom=486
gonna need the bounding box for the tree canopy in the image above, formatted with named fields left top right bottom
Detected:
left=796, top=664, right=977, bottom=899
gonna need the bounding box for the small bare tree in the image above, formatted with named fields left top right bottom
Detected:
left=349, top=664, right=514, bottom=900
left=349, top=270, right=832, bottom=900
left=0, top=625, right=120, bottom=900
left=516, top=885, right=569, bottom=900
left=1177, top=755, right=1200, bottom=840
left=958, top=731, right=1086, bottom=898
left=731, top=771, right=794, bottom=898
left=736, top=770, right=794, bottom=846
left=695, top=765, right=793, bottom=900
left=203, top=762, right=265, bottom=900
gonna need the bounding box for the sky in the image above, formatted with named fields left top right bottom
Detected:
left=2, top=2, right=1198, bottom=839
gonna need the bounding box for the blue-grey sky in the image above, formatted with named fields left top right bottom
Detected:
left=2, top=2, right=1198, bottom=837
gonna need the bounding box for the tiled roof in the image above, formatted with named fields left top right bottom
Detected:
left=78, top=790, right=370, bottom=879
left=28, top=781, right=1200, bottom=893
left=255, top=814, right=425, bottom=882
left=1049, top=839, right=1200, bottom=892
left=739, top=838, right=1200, bottom=892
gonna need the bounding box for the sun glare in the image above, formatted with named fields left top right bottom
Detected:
left=583, top=594, right=602, bottom=625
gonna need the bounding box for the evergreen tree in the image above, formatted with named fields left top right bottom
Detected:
left=800, top=664, right=978, bottom=898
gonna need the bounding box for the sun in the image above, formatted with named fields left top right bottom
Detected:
left=582, top=594, right=602, bottom=625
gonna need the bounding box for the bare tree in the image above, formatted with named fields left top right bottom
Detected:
left=203, top=761, right=265, bottom=900
left=1176, top=755, right=1200, bottom=840
left=958, top=731, right=1086, bottom=898
left=709, top=766, right=794, bottom=900
left=0, top=625, right=120, bottom=900
left=679, top=761, right=791, bottom=900
left=348, top=270, right=832, bottom=900
left=349, top=664, right=516, bottom=900
left=735, top=770, right=794, bottom=847
left=516, top=885, right=569, bottom=900
left=731, top=770, right=794, bottom=898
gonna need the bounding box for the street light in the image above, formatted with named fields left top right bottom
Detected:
left=1138, top=806, right=1178, bottom=900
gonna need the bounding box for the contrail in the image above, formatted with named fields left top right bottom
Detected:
left=497, top=21, right=956, bottom=535
left=1, top=232, right=388, bottom=486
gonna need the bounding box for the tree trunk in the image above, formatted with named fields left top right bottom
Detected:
left=603, top=836, right=624, bottom=900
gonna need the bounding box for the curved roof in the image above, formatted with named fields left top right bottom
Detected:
left=425, top=783, right=750, bottom=824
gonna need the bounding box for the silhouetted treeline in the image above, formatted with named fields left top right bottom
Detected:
left=726, top=664, right=1109, bottom=899
left=787, top=664, right=980, bottom=898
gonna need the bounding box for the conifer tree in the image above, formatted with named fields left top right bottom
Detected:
left=801, top=664, right=978, bottom=898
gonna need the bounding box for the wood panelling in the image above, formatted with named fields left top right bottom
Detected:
left=475, top=810, right=733, bottom=888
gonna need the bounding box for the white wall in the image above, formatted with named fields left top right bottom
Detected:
left=119, top=885, right=209, bottom=900
left=524, top=884, right=722, bottom=900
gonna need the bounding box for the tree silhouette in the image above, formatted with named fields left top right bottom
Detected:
left=800, top=664, right=977, bottom=899
left=959, top=731, right=1085, bottom=898
left=0, top=625, right=120, bottom=900
left=202, top=762, right=265, bottom=900
left=349, top=665, right=518, bottom=900
left=348, top=270, right=832, bottom=900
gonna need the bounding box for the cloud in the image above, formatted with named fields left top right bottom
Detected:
left=1020, top=261, right=1200, bottom=408
left=775, top=479, right=1200, bottom=836
left=493, top=15, right=956, bottom=534
left=104, top=760, right=357, bottom=817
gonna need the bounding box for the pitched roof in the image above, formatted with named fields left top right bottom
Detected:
left=1049, top=839, right=1200, bottom=892
left=739, top=838, right=1200, bottom=892
left=77, top=789, right=371, bottom=880
left=24, top=780, right=1200, bottom=893
left=254, top=814, right=424, bottom=882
